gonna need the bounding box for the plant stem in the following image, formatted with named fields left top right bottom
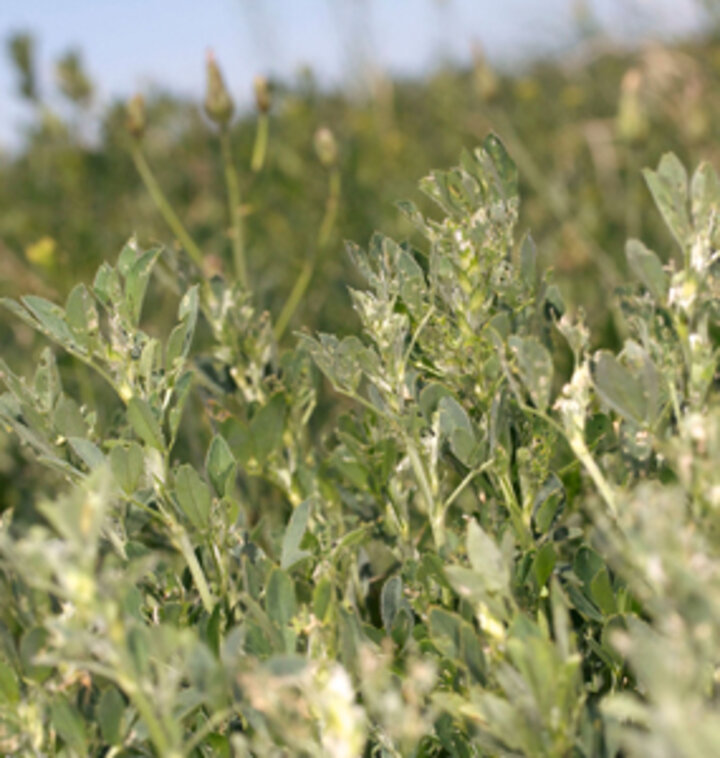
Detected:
left=496, top=471, right=533, bottom=548
left=130, top=142, right=204, bottom=269
left=274, top=168, right=340, bottom=340
left=121, top=677, right=178, bottom=756
left=406, top=436, right=444, bottom=550
left=219, top=129, right=247, bottom=288
left=567, top=433, right=618, bottom=518
left=173, top=528, right=215, bottom=613
left=251, top=113, right=269, bottom=173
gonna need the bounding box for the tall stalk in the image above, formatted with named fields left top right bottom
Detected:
left=130, top=141, right=204, bottom=269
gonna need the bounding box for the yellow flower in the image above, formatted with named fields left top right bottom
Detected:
left=25, top=236, right=56, bottom=267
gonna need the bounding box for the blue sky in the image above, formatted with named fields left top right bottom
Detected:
left=0, top=0, right=706, bottom=148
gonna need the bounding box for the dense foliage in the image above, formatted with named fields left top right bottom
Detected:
left=2, top=28, right=720, bottom=757
left=1, top=123, right=719, bottom=754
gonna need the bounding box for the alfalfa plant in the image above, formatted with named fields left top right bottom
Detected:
left=0, top=99, right=719, bottom=756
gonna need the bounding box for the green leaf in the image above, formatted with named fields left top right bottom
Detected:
left=124, top=247, right=161, bottom=325
left=127, top=397, right=165, bottom=451
left=117, top=238, right=140, bottom=277
left=531, top=474, right=565, bottom=535
left=313, top=576, right=333, bottom=622
left=93, top=262, right=122, bottom=310
left=380, top=575, right=403, bottom=633
left=110, top=442, right=144, bottom=494
left=626, top=239, right=667, bottom=301
left=590, top=567, right=616, bottom=616
left=175, top=464, right=212, bottom=529
left=0, top=296, right=41, bottom=331
left=251, top=393, right=286, bottom=463
left=65, top=283, right=99, bottom=351
left=168, top=370, right=193, bottom=444
left=483, top=132, right=519, bottom=201
left=281, top=498, right=312, bottom=570
left=96, top=686, right=125, bottom=745
left=68, top=437, right=105, bottom=470
left=467, top=519, right=509, bottom=594
left=461, top=622, right=486, bottom=683
left=428, top=607, right=462, bottom=658
left=691, top=161, right=720, bottom=234
left=438, top=395, right=479, bottom=466
left=443, top=566, right=483, bottom=604
left=33, top=347, right=61, bottom=414
left=438, top=396, right=473, bottom=437
left=533, top=543, right=557, bottom=589
left=21, top=295, right=75, bottom=347
left=0, top=660, right=19, bottom=704
left=419, top=382, right=453, bottom=420
left=53, top=395, right=88, bottom=438
left=166, top=285, right=199, bottom=370
left=265, top=568, right=296, bottom=627
left=50, top=695, right=87, bottom=753
left=643, top=153, right=691, bottom=251
left=19, top=626, right=52, bottom=683
left=592, top=351, right=646, bottom=425
left=397, top=248, right=426, bottom=314
left=205, top=434, right=236, bottom=497
left=509, top=335, right=553, bottom=412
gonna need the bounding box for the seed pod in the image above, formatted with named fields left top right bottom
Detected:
left=253, top=75, right=271, bottom=114
left=126, top=94, right=146, bottom=140
left=204, top=51, right=234, bottom=128
left=314, top=127, right=338, bottom=168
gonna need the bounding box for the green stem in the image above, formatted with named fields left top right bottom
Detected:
left=274, top=168, right=340, bottom=340
left=122, top=678, right=179, bottom=757
left=567, top=433, right=618, bottom=518
left=183, top=706, right=236, bottom=755
left=406, top=436, right=443, bottom=549
left=173, top=528, right=215, bottom=613
left=251, top=113, right=269, bottom=173
left=442, top=459, right=493, bottom=512
left=130, top=142, right=204, bottom=269
left=274, top=259, right=313, bottom=341
left=219, top=129, right=247, bottom=288
left=496, top=471, right=533, bottom=548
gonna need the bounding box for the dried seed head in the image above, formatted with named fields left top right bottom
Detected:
left=314, top=127, right=338, bottom=168
left=253, top=75, right=271, bottom=114
left=126, top=94, right=146, bottom=140
left=204, top=51, right=234, bottom=128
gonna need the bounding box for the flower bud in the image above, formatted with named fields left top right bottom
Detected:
left=204, top=51, right=234, bottom=128
left=253, top=75, right=271, bottom=114
left=616, top=68, right=648, bottom=143
left=314, top=127, right=338, bottom=168
left=126, top=94, right=146, bottom=140
left=471, top=43, right=498, bottom=102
